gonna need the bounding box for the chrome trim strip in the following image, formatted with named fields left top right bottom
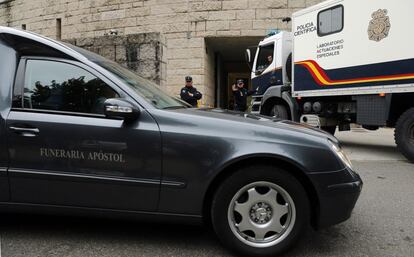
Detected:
left=161, top=180, right=187, bottom=188
left=8, top=169, right=187, bottom=188
left=0, top=167, right=7, bottom=175
left=10, top=108, right=106, bottom=119
left=8, top=169, right=160, bottom=186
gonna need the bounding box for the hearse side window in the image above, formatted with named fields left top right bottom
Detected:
left=255, top=44, right=274, bottom=73
left=318, top=5, right=344, bottom=36
left=23, top=60, right=119, bottom=115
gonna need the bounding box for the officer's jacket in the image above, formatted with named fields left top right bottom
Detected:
left=180, top=86, right=202, bottom=107
left=233, top=88, right=254, bottom=110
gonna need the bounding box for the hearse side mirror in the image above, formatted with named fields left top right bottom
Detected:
left=104, top=98, right=140, bottom=121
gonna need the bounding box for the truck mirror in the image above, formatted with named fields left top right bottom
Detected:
left=245, top=49, right=252, bottom=71
left=104, top=98, right=140, bottom=122
left=245, top=49, right=251, bottom=63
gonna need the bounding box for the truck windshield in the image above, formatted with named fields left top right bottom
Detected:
left=65, top=44, right=189, bottom=109
left=255, top=43, right=274, bottom=73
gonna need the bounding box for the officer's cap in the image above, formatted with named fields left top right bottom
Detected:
left=237, top=79, right=244, bottom=84
left=185, top=76, right=193, bottom=82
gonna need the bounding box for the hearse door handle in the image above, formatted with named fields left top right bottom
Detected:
left=9, top=126, right=40, bottom=137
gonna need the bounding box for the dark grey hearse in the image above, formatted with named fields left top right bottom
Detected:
left=0, top=27, right=362, bottom=256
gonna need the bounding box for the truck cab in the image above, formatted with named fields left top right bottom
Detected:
left=247, top=31, right=298, bottom=121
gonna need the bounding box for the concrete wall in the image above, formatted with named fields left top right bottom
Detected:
left=0, top=0, right=323, bottom=106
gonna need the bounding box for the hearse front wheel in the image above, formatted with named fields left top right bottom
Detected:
left=211, top=165, right=309, bottom=257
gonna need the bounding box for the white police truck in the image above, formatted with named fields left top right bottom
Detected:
left=246, top=0, right=414, bottom=162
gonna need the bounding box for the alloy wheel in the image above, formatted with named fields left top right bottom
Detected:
left=227, top=181, right=296, bottom=248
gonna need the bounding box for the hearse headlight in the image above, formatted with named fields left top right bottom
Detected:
left=328, top=139, right=353, bottom=170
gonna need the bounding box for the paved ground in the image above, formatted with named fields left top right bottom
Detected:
left=1, top=128, right=413, bottom=257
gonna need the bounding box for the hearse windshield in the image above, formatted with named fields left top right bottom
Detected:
left=66, top=43, right=189, bottom=109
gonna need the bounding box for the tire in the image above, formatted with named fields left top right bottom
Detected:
left=321, top=126, right=336, bottom=135
left=395, top=108, right=414, bottom=162
left=286, top=53, right=292, bottom=82
left=211, top=165, right=310, bottom=257
left=269, top=104, right=289, bottom=120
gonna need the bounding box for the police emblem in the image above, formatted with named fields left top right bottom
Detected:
left=368, top=9, right=391, bottom=42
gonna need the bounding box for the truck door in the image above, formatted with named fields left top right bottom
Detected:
left=6, top=57, right=162, bottom=211
left=252, top=42, right=278, bottom=95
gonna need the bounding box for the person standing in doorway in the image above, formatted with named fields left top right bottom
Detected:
left=232, top=79, right=255, bottom=112
left=180, top=76, right=202, bottom=107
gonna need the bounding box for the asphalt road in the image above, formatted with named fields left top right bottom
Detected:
left=1, top=128, right=413, bottom=257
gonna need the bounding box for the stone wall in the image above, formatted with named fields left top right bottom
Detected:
left=66, top=33, right=167, bottom=87
left=0, top=0, right=323, bottom=106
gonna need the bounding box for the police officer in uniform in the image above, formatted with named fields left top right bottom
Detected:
left=180, top=76, right=202, bottom=107
left=232, top=79, right=255, bottom=112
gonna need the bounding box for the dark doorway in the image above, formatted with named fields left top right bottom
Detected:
left=205, top=37, right=262, bottom=110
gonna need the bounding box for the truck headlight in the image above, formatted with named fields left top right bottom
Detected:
left=328, top=139, right=353, bottom=170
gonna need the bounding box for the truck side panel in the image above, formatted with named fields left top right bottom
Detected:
left=293, top=0, right=414, bottom=96
left=0, top=40, right=16, bottom=201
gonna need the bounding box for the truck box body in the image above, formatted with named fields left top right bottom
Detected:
left=293, top=0, right=414, bottom=97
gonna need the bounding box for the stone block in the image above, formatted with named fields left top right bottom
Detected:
left=167, top=37, right=203, bottom=49
left=271, top=9, right=289, bottom=19
left=132, top=1, right=144, bottom=7
left=112, top=17, right=137, bottom=28
left=248, top=0, right=287, bottom=9
left=195, top=30, right=216, bottom=37
left=223, top=0, right=248, bottom=10
left=189, top=11, right=209, bottom=22
left=306, top=0, right=321, bottom=7
left=124, top=26, right=144, bottom=35
left=163, top=22, right=190, bottom=33
left=241, top=29, right=267, bottom=36
left=217, top=30, right=241, bottom=36
left=236, top=9, right=255, bottom=20
left=208, top=10, right=236, bottom=21
left=253, top=19, right=279, bottom=29
left=168, top=58, right=202, bottom=69
left=195, top=21, right=206, bottom=31
left=96, top=5, right=121, bottom=13
left=256, top=9, right=272, bottom=19
left=120, top=3, right=133, bottom=9
left=230, top=20, right=252, bottom=30
left=206, top=20, right=229, bottom=31
left=126, top=7, right=151, bottom=17
left=289, top=0, right=306, bottom=8
left=190, top=2, right=222, bottom=12
left=101, top=10, right=126, bottom=20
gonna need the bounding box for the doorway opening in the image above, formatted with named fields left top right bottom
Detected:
left=205, top=37, right=262, bottom=110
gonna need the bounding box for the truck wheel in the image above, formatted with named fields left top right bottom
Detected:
left=321, top=126, right=336, bottom=135
left=211, top=165, right=309, bottom=257
left=395, top=108, right=414, bottom=162
left=270, top=105, right=289, bottom=120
